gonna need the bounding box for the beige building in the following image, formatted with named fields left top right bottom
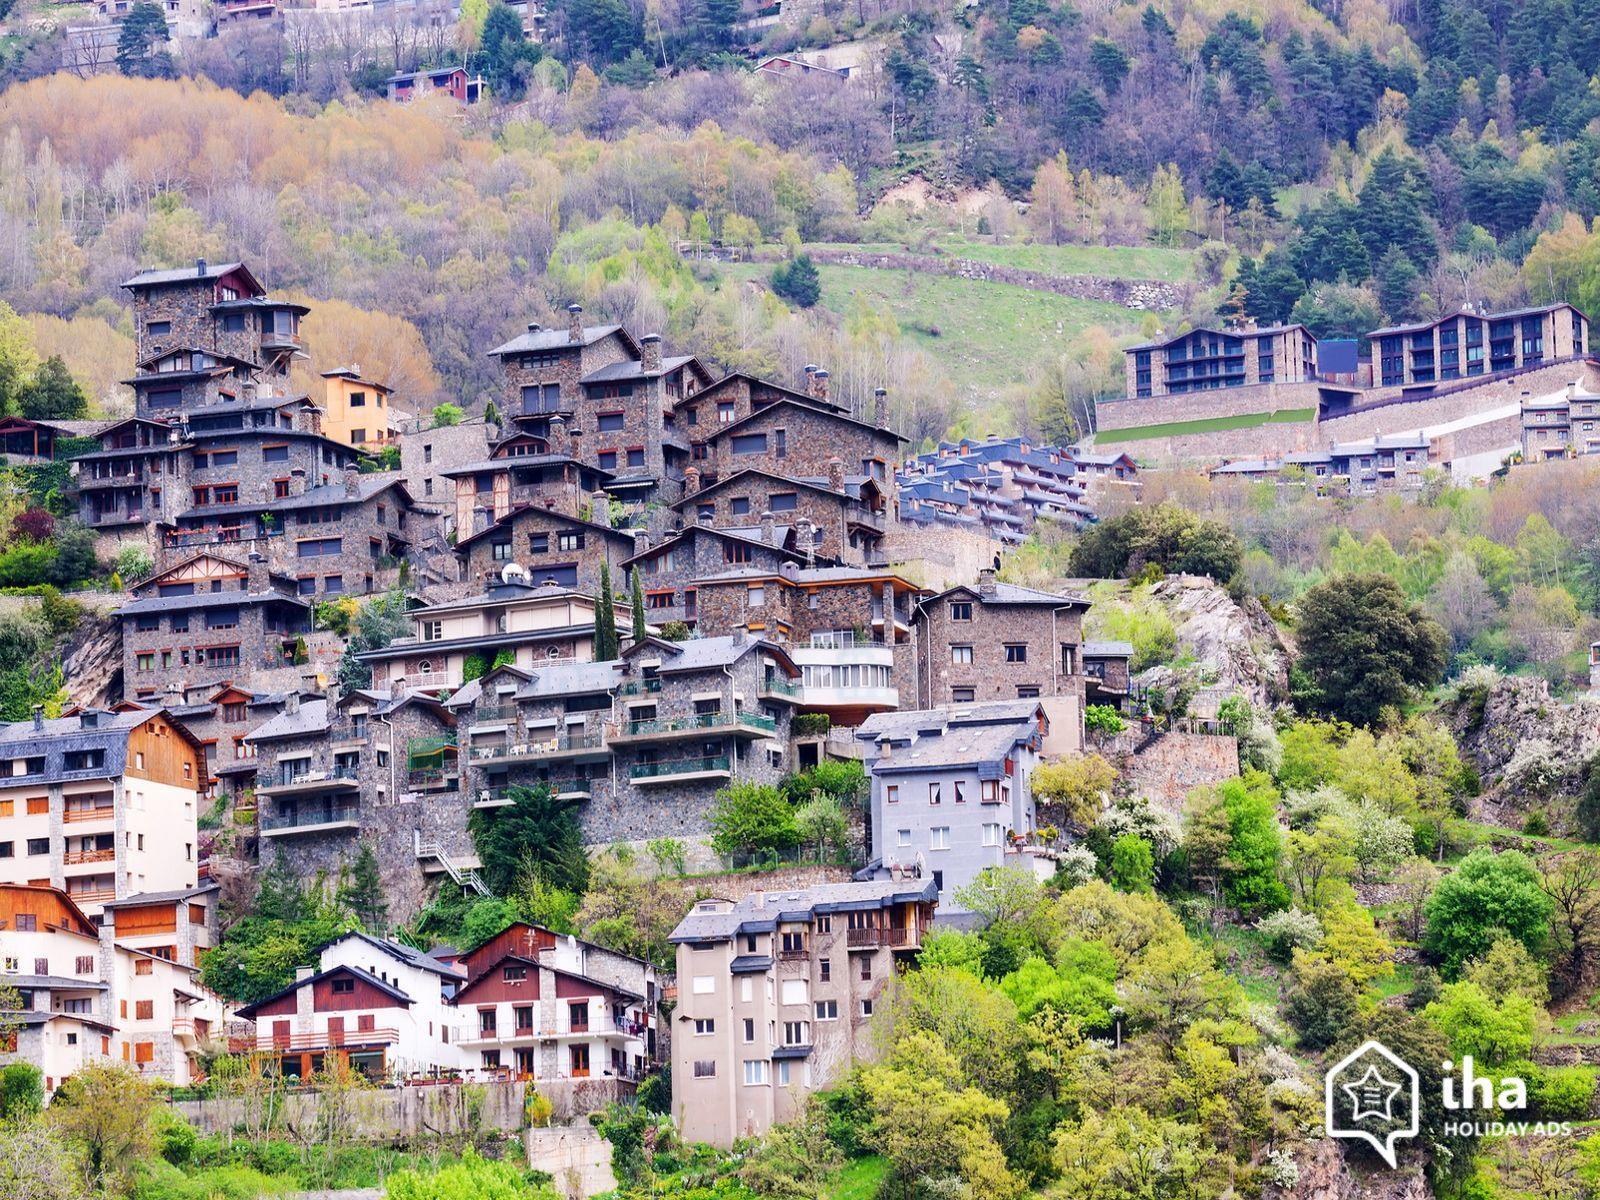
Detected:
left=0, top=709, right=205, bottom=919
left=668, top=879, right=938, bottom=1148
left=320, top=367, right=405, bottom=449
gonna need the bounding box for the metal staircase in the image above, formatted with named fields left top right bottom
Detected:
left=414, top=831, right=491, bottom=896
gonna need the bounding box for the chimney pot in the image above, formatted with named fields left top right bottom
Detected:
left=640, top=333, right=662, bottom=373
left=826, top=455, right=845, bottom=493
left=813, top=369, right=831, bottom=402
left=197, top=258, right=207, bottom=276
left=343, top=466, right=360, bottom=498
left=285, top=692, right=300, bottom=714
left=760, top=511, right=775, bottom=543
left=978, top=567, right=997, bottom=597
left=684, top=465, right=701, bottom=494
left=567, top=303, right=584, bottom=343
left=527, top=322, right=542, bottom=333
left=31, top=704, right=42, bottom=731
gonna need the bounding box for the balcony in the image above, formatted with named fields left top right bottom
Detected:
left=67, top=886, right=116, bottom=904
left=63, top=848, right=116, bottom=866
left=63, top=806, right=115, bottom=825
left=469, top=705, right=516, bottom=725
left=846, top=926, right=912, bottom=950
left=792, top=640, right=898, bottom=713
left=407, top=768, right=459, bottom=791
left=629, top=755, right=731, bottom=785
left=259, top=803, right=361, bottom=837
left=609, top=711, right=775, bottom=746
left=758, top=676, right=802, bottom=703
left=252, top=1027, right=399, bottom=1053
left=616, top=678, right=661, bottom=697
left=257, top=766, right=360, bottom=797
left=468, top=732, right=606, bottom=764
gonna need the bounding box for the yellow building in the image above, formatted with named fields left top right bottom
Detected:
left=320, top=367, right=403, bottom=448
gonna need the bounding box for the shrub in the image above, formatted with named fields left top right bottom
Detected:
left=1109, top=834, right=1154, bottom=892
left=709, top=782, right=800, bottom=859
left=1423, top=848, right=1553, bottom=978
left=0, top=1061, right=43, bottom=1119
left=1284, top=954, right=1359, bottom=1049
left=430, top=403, right=464, bottom=427
left=1256, top=907, right=1323, bottom=963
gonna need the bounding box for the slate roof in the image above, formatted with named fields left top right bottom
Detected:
left=1369, top=303, right=1573, bottom=338
left=488, top=324, right=626, bottom=357
left=122, top=262, right=252, bottom=289
left=697, top=396, right=905, bottom=444
left=669, top=878, right=938, bottom=943
left=581, top=355, right=696, bottom=383
left=440, top=454, right=612, bottom=480
left=340, top=932, right=466, bottom=980
left=622, top=634, right=797, bottom=676
left=0, top=709, right=195, bottom=781
left=172, top=475, right=412, bottom=522
left=6, top=975, right=109, bottom=990
left=454, top=506, right=635, bottom=552
left=1083, top=640, right=1134, bottom=658
left=514, top=660, right=623, bottom=699
left=116, top=590, right=309, bottom=617
left=104, top=882, right=220, bottom=909
left=924, top=580, right=1090, bottom=608
left=855, top=701, right=1044, bottom=778
left=620, top=522, right=801, bottom=567
left=245, top=698, right=329, bottom=742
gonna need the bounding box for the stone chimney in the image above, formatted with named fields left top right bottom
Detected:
left=295, top=965, right=314, bottom=982
left=760, top=511, right=775, bottom=543
left=641, top=333, right=662, bottom=373
left=826, top=455, right=845, bottom=493
left=343, top=466, right=360, bottom=498
left=684, top=465, right=701, bottom=495
left=31, top=705, right=42, bottom=731
left=290, top=467, right=307, bottom=496
left=873, top=387, right=887, bottom=423
left=567, top=303, right=584, bottom=343
left=632, top=529, right=650, bottom=553
left=732, top=627, right=746, bottom=646
left=285, top=691, right=300, bottom=715
left=527, top=321, right=543, bottom=334
left=590, top=492, right=611, bottom=528
left=793, top=518, right=815, bottom=564
left=813, top=369, right=831, bottom=402
left=247, top=552, right=269, bottom=593
left=697, top=506, right=714, bottom=526
left=978, top=567, right=998, bottom=598
left=802, top=364, right=818, bottom=394
left=196, top=258, right=207, bottom=277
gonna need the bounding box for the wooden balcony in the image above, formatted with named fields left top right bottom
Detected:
left=63, top=807, right=114, bottom=824
left=64, top=848, right=116, bottom=866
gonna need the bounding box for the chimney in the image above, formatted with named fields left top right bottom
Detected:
left=780, top=560, right=799, bottom=580
left=196, top=258, right=207, bottom=277
left=31, top=704, right=42, bottom=731
left=978, top=567, right=997, bottom=598
left=247, top=552, right=268, bottom=593
left=290, top=467, right=306, bottom=496
left=591, top=492, right=611, bottom=528
left=877, top=735, right=891, bottom=763
left=632, top=529, right=650, bottom=552
left=873, top=387, right=887, bottom=422
left=826, top=455, right=845, bottom=493
left=813, top=369, right=831, bottom=402
left=802, top=364, right=818, bottom=393
left=285, top=691, right=300, bottom=715
left=567, top=303, right=584, bottom=343
left=760, top=510, right=775, bottom=544
left=697, top=507, right=714, bottom=526
left=641, top=333, right=662, bottom=373
left=295, top=965, right=314, bottom=983
left=793, top=518, right=815, bottom=564
left=527, top=321, right=543, bottom=333
left=344, top=466, right=361, bottom=497
left=732, top=627, right=746, bottom=646
left=684, top=465, right=701, bottom=495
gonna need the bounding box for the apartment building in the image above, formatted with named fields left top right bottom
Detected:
left=915, top=570, right=1087, bottom=751
left=621, top=520, right=809, bottom=629
left=1123, top=324, right=1319, bottom=399
left=1210, top=432, right=1435, bottom=496
left=454, top=502, right=636, bottom=594
left=691, top=396, right=901, bottom=504
left=155, top=683, right=308, bottom=803
left=856, top=701, right=1050, bottom=908
left=1521, top=380, right=1600, bottom=460
left=449, top=922, right=658, bottom=1099
left=1370, top=303, right=1587, bottom=387
left=117, top=552, right=312, bottom=700
left=691, top=563, right=921, bottom=727
left=358, top=577, right=637, bottom=692
left=669, top=879, right=938, bottom=1148
left=100, top=881, right=219, bottom=969
left=0, top=708, right=204, bottom=919
left=246, top=690, right=470, bottom=920
left=444, top=438, right=615, bottom=536
left=234, top=931, right=467, bottom=1080
left=674, top=464, right=891, bottom=567
left=0, top=884, right=227, bottom=1091
left=452, top=633, right=800, bottom=847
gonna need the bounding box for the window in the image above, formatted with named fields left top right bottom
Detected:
left=263, top=445, right=289, bottom=463
left=951, top=687, right=975, bottom=703
left=0, top=843, right=11, bottom=859
left=743, top=1060, right=768, bottom=1085
left=557, top=531, right=584, bottom=552
left=15, top=913, right=35, bottom=930
left=782, top=1021, right=809, bottom=1046
left=730, top=497, right=751, bottom=516
left=597, top=451, right=618, bottom=471
left=928, top=782, right=941, bottom=805
left=1004, top=644, right=1027, bottom=663
left=132, top=957, right=151, bottom=975
left=528, top=534, right=548, bottom=554
left=815, top=1000, right=838, bottom=1020
left=749, top=585, right=765, bottom=608
left=950, top=601, right=972, bottom=621
left=331, top=977, right=356, bottom=994
left=350, top=429, right=366, bottom=444
left=693, top=1060, right=717, bottom=1078
left=503, top=964, right=528, bottom=982
left=743, top=1018, right=755, bottom=1043
left=26, top=838, right=48, bottom=855
left=74, top=955, right=93, bottom=974
left=627, top=448, right=645, bottom=468
left=731, top=433, right=767, bottom=455
left=693, top=1018, right=715, bottom=1035
left=951, top=645, right=973, bottom=665
left=717, top=402, right=735, bottom=423
left=861, top=999, right=874, bottom=1018
left=135, top=1000, right=154, bottom=1020
left=1017, top=685, right=1039, bottom=698
left=692, top=976, right=715, bottom=995
left=819, top=958, right=831, bottom=982
left=597, top=412, right=626, bottom=432
left=769, top=492, right=798, bottom=512
left=885, top=784, right=898, bottom=804
left=982, top=823, right=1002, bottom=847
left=931, top=826, right=950, bottom=850
left=147, top=320, right=170, bottom=337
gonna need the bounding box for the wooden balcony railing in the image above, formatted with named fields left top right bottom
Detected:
left=63, top=808, right=114, bottom=824
left=64, top=848, right=116, bottom=865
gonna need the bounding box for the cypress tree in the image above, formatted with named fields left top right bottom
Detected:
left=630, top=568, right=647, bottom=642
left=595, top=563, right=618, bottom=660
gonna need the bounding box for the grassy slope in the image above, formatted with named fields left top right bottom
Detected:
left=806, top=238, right=1198, bottom=282
left=717, top=260, right=1148, bottom=401
left=1095, top=408, right=1316, bottom=444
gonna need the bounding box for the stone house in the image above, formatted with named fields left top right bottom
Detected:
left=621, top=520, right=808, bottom=629
left=117, top=553, right=312, bottom=700
left=450, top=634, right=800, bottom=851
left=398, top=417, right=492, bottom=519
left=123, top=259, right=304, bottom=385
left=444, top=438, right=616, bottom=536
left=690, top=396, right=901, bottom=505
left=1082, top=641, right=1134, bottom=710
left=690, top=563, right=921, bottom=726
left=358, top=579, right=636, bottom=693
left=247, top=690, right=473, bottom=920
left=676, top=369, right=851, bottom=432
left=673, top=466, right=890, bottom=566
left=77, top=417, right=189, bottom=537
left=914, top=570, right=1088, bottom=747
left=856, top=701, right=1051, bottom=909
left=453, top=500, right=635, bottom=594
left=668, top=879, right=938, bottom=1149
left=159, top=684, right=310, bottom=805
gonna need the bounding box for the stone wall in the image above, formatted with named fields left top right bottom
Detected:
left=527, top=1123, right=619, bottom=1199
left=1098, top=382, right=1324, bottom=433
left=172, top=1080, right=527, bottom=1139
left=786, top=247, right=1184, bottom=311
left=885, top=522, right=1002, bottom=591
left=398, top=419, right=491, bottom=521
left=916, top=586, right=1085, bottom=707
left=1109, top=729, right=1239, bottom=812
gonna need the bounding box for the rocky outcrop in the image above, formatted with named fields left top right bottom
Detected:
left=59, top=598, right=122, bottom=707
left=1445, top=675, right=1600, bottom=820
left=1276, top=1140, right=1430, bottom=1200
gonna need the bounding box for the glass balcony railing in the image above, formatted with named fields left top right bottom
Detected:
left=616, top=678, right=662, bottom=696
left=629, top=755, right=730, bottom=780
left=621, top=712, right=775, bottom=737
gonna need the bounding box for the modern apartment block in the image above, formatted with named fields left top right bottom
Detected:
left=0, top=708, right=204, bottom=919
left=1123, top=324, right=1319, bottom=399
left=320, top=367, right=406, bottom=449
left=0, top=883, right=227, bottom=1091
left=1370, top=304, right=1586, bottom=387
left=669, top=879, right=938, bottom=1148
left=856, top=701, right=1050, bottom=908
left=1522, top=380, right=1600, bottom=460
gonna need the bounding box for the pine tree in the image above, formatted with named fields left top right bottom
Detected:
left=629, top=568, right=647, bottom=643
left=16, top=356, right=85, bottom=421
left=595, top=563, right=618, bottom=660
left=339, top=844, right=387, bottom=933
left=115, top=3, right=173, bottom=77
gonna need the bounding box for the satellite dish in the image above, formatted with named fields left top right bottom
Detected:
left=501, top=562, right=530, bottom=585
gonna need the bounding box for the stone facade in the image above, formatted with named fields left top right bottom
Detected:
left=622, top=522, right=805, bottom=629
left=674, top=468, right=887, bottom=566
left=694, top=399, right=900, bottom=499
left=399, top=417, right=492, bottom=520
left=455, top=500, right=635, bottom=594
left=447, top=442, right=614, bottom=537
